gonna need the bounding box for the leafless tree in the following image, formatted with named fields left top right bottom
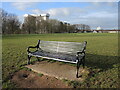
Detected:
left=74, top=24, right=91, bottom=32
left=1, top=9, right=21, bottom=34
left=22, top=15, right=36, bottom=34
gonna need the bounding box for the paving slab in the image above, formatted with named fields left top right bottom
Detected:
left=25, top=61, right=89, bottom=81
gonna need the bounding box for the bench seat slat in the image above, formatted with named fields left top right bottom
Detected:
left=29, top=51, right=84, bottom=63
left=40, top=41, right=85, bottom=54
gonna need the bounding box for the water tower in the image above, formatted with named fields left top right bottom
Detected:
left=96, top=26, right=102, bottom=33
left=96, top=26, right=102, bottom=30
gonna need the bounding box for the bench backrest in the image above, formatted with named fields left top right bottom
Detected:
left=39, top=40, right=87, bottom=55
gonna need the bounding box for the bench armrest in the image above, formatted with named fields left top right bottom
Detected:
left=77, top=41, right=87, bottom=55
left=27, top=40, right=41, bottom=53
left=77, top=51, right=85, bottom=54
left=27, top=46, right=38, bottom=53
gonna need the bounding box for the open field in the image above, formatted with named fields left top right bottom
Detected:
left=2, top=33, right=119, bottom=88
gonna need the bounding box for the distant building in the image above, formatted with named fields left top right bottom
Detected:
left=108, top=30, right=119, bottom=33
left=93, top=30, right=120, bottom=33
left=24, top=13, right=50, bottom=22
left=40, top=13, right=50, bottom=21
left=93, top=30, right=98, bottom=33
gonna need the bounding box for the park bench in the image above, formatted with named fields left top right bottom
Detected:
left=27, top=40, right=87, bottom=78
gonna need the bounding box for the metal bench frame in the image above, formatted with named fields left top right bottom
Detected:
left=27, top=40, right=87, bottom=78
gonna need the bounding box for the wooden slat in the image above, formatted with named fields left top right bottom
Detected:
left=39, top=40, right=85, bottom=54
left=40, top=41, right=58, bottom=52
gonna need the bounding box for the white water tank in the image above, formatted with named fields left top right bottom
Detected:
left=96, top=26, right=102, bottom=30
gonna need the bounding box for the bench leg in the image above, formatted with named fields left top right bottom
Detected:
left=76, top=61, right=81, bottom=78
left=82, top=56, right=85, bottom=69
left=28, top=55, right=32, bottom=65
left=76, top=62, right=79, bottom=78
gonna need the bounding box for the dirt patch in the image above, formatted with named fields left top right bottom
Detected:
left=11, top=70, right=71, bottom=88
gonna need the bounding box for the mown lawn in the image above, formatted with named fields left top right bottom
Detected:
left=2, top=33, right=119, bottom=88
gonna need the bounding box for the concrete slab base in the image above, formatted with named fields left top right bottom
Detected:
left=25, top=61, right=88, bottom=81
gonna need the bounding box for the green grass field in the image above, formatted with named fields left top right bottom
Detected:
left=2, top=33, right=119, bottom=88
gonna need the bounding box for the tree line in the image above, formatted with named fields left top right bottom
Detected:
left=1, top=9, right=91, bottom=34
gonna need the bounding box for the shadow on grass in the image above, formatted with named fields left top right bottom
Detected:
left=29, top=53, right=118, bottom=71
left=85, top=53, right=119, bottom=70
